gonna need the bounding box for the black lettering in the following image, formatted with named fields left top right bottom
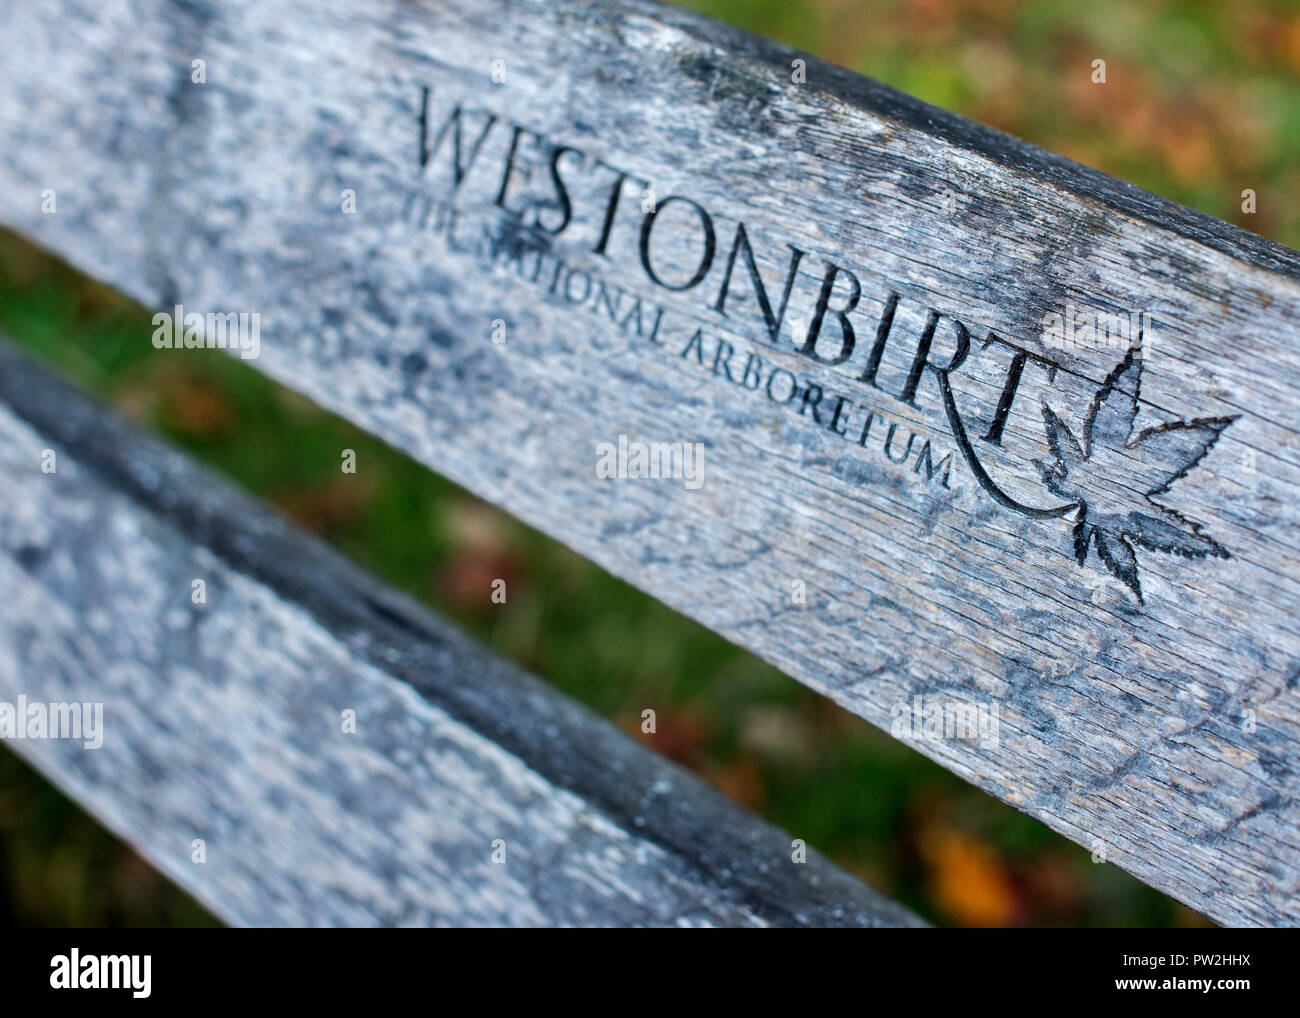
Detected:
left=594, top=281, right=622, bottom=323
left=494, top=124, right=535, bottom=216
left=639, top=196, right=717, bottom=291
left=799, top=262, right=861, bottom=365
left=858, top=410, right=878, bottom=447
left=827, top=395, right=851, bottom=436
left=902, top=312, right=970, bottom=406
left=419, top=87, right=497, bottom=188
left=766, top=368, right=798, bottom=404
left=592, top=164, right=631, bottom=256
left=564, top=268, right=592, bottom=304
left=884, top=423, right=914, bottom=463
left=800, top=382, right=825, bottom=423
left=545, top=256, right=566, bottom=296
left=982, top=344, right=1027, bottom=446
left=858, top=291, right=900, bottom=388
left=712, top=223, right=804, bottom=344
left=980, top=337, right=1057, bottom=446
left=680, top=328, right=705, bottom=365
left=538, top=145, right=583, bottom=235
left=712, top=339, right=736, bottom=382
left=913, top=441, right=955, bottom=488
left=644, top=305, right=665, bottom=345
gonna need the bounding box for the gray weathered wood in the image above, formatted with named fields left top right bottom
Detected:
left=0, top=339, right=922, bottom=928
left=1, top=0, right=1298, bottom=925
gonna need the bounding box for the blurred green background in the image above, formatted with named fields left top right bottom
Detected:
left=4, top=0, right=1299, bottom=928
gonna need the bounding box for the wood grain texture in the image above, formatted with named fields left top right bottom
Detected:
left=0, top=340, right=922, bottom=928
left=0, top=0, right=1298, bottom=925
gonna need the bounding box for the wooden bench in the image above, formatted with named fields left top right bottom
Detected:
left=0, top=0, right=1298, bottom=927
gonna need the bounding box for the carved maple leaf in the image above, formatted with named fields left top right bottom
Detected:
left=1036, top=351, right=1233, bottom=603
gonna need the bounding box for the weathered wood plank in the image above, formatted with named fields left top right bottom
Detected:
left=1, top=0, right=1298, bottom=924
left=0, top=339, right=922, bottom=927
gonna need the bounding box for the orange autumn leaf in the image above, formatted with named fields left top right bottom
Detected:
left=437, top=546, right=520, bottom=613
left=162, top=378, right=236, bottom=438
left=702, top=756, right=766, bottom=811
left=1278, top=14, right=1300, bottom=73
left=923, top=829, right=1019, bottom=927
left=275, top=475, right=376, bottom=535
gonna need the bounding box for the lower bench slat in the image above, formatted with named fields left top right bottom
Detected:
left=0, top=339, right=921, bottom=927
